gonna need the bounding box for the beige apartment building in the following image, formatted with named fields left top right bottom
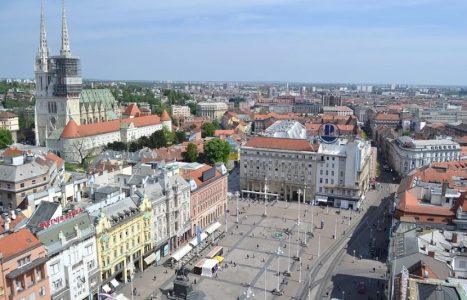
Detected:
left=196, top=102, right=228, bottom=120
left=0, top=149, right=63, bottom=210
left=0, top=112, right=19, bottom=143
left=171, top=105, right=191, bottom=118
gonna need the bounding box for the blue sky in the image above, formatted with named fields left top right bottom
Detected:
left=1, top=0, right=467, bottom=85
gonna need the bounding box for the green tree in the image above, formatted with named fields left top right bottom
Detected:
left=0, top=129, right=12, bottom=149
left=149, top=130, right=168, bottom=149
left=163, top=128, right=176, bottom=146
left=204, top=138, right=230, bottom=165
left=129, top=141, right=142, bottom=152
left=212, top=119, right=221, bottom=129
left=201, top=122, right=217, bottom=138
left=185, top=143, right=198, bottom=162
left=106, top=141, right=127, bottom=151
left=175, top=130, right=187, bottom=144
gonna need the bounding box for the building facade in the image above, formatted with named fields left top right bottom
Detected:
left=387, top=136, right=461, bottom=177
left=36, top=212, right=99, bottom=300
left=34, top=3, right=121, bottom=146
left=171, top=105, right=191, bottom=118
left=0, top=149, right=62, bottom=210
left=196, top=102, right=228, bottom=120
left=183, top=164, right=228, bottom=235
left=240, top=137, right=318, bottom=202
left=314, top=139, right=372, bottom=210
left=0, top=228, right=50, bottom=300
left=92, top=194, right=153, bottom=287
left=322, top=106, right=354, bottom=116
left=0, top=112, right=19, bottom=143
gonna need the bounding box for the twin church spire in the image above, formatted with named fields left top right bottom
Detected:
left=37, top=0, right=72, bottom=63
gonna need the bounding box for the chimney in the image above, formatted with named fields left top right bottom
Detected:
left=428, top=251, right=435, bottom=258
left=4, top=218, right=10, bottom=232
left=10, top=210, right=16, bottom=220
left=442, top=180, right=448, bottom=197
left=453, top=233, right=459, bottom=243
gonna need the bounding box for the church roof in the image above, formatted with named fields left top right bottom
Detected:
left=60, top=115, right=161, bottom=139
left=61, top=118, right=80, bottom=138
left=123, top=103, right=141, bottom=117
left=161, top=110, right=171, bottom=121
left=80, top=89, right=119, bottom=120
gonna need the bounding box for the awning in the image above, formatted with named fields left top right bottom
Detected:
left=102, top=284, right=111, bottom=293
left=214, top=256, right=224, bottom=263
left=144, top=253, right=156, bottom=265
left=315, top=196, right=328, bottom=203
left=110, top=279, right=119, bottom=288
left=205, top=221, right=222, bottom=235
left=171, top=244, right=193, bottom=261
left=189, top=232, right=208, bottom=247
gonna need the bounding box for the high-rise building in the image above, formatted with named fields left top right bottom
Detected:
left=322, top=94, right=342, bottom=107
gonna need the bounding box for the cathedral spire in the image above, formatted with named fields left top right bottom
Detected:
left=36, top=0, right=49, bottom=70
left=60, top=0, right=71, bottom=56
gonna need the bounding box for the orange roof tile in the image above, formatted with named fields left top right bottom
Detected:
left=183, top=165, right=222, bottom=188
left=161, top=110, right=171, bottom=121
left=61, top=118, right=80, bottom=138
left=123, top=103, right=141, bottom=117
left=245, top=137, right=318, bottom=152
left=61, top=115, right=161, bottom=139
left=375, top=113, right=400, bottom=121
left=46, top=152, right=65, bottom=169
left=0, top=228, right=41, bottom=259
left=396, top=190, right=454, bottom=217
left=0, top=212, right=26, bottom=235
left=2, top=147, right=24, bottom=157
left=214, top=130, right=235, bottom=137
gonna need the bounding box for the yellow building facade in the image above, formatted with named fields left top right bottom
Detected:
left=94, top=194, right=154, bottom=285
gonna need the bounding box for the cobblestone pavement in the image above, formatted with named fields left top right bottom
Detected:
left=117, top=187, right=387, bottom=299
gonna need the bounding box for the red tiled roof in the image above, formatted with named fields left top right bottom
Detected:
left=0, top=228, right=41, bottom=259
left=0, top=212, right=26, bottom=235
left=375, top=113, right=400, bottom=121
left=161, top=110, right=171, bottom=121
left=2, top=147, right=24, bottom=157
left=183, top=165, right=222, bottom=187
left=396, top=190, right=454, bottom=217
left=214, top=130, right=235, bottom=137
left=0, top=111, right=18, bottom=119
left=123, top=103, right=141, bottom=117
left=61, top=115, right=161, bottom=139
left=244, top=137, right=318, bottom=152
left=46, top=152, right=65, bottom=169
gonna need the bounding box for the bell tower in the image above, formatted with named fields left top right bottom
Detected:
left=35, top=0, right=82, bottom=146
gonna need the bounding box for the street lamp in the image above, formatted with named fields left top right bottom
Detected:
left=287, top=234, right=291, bottom=273
left=235, top=191, right=240, bottom=224
left=299, top=261, right=302, bottom=283
left=244, top=285, right=255, bottom=299
left=276, top=247, right=284, bottom=291
left=353, top=250, right=356, bottom=263
left=263, top=178, right=268, bottom=217
left=334, top=217, right=337, bottom=240
left=297, top=189, right=302, bottom=225
left=128, top=257, right=135, bottom=300
left=318, top=233, right=321, bottom=257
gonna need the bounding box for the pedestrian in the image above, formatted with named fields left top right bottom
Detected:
left=257, top=244, right=259, bottom=249
left=153, top=275, right=157, bottom=281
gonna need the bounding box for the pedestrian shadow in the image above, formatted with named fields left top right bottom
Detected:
left=328, top=273, right=387, bottom=300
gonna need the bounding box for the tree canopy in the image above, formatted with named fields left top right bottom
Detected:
left=0, top=129, right=12, bottom=149
left=201, top=121, right=220, bottom=138
left=204, top=138, right=230, bottom=165
left=185, top=143, right=198, bottom=162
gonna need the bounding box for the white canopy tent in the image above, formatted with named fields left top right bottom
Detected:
left=189, top=232, right=208, bottom=247
left=204, top=221, right=222, bottom=235
left=171, top=244, right=193, bottom=262
left=201, top=259, right=219, bottom=277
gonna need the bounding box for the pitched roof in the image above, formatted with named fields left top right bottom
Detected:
left=2, top=147, right=24, bottom=157
left=244, top=136, right=318, bottom=152
left=0, top=228, right=41, bottom=259
left=46, top=152, right=65, bottom=169
left=161, top=110, right=171, bottom=121
left=60, top=115, right=161, bottom=139
left=123, top=103, right=141, bottom=117
left=0, top=212, right=26, bottom=235
left=0, top=111, right=18, bottom=119
left=375, top=113, right=400, bottom=121
left=214, top=130, right=235, bottom=137
left=183, top=165, right=223, bottom=188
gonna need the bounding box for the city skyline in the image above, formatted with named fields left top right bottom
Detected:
left=1, top=0, right=467, bottom=85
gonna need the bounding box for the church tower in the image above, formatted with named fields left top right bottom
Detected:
left=35, top=1, right=82, bottom=146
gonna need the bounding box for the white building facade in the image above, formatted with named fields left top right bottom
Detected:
left=36, top=212, right=100, bottom=300
left=388, top=136, right=461, bottom=177
left=314, top=139, right=372, bottom=210
left=196, top=102, right=228, bottom=120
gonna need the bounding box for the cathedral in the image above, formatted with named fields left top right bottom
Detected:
left=34, top=2, right=121, bottom=146
left=35, top=3, right=172, bottom=162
